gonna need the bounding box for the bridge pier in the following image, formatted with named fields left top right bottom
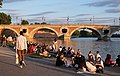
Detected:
left=97, top=35, right=111, bottom=41
left=64, top=35, right=70, bottom=40
left=102, top=35, right=111, bottom=41
left=97, top=37, right=102, bottom=41
left=0, top=29, right=2, bottom=36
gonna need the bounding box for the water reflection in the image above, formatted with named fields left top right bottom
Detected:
left=29, top=38, right=120, bottom=61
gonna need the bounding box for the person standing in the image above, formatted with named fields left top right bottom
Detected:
left=16, top=31, right=27, bottom=68
left=2, top=35, right=7, bottom=47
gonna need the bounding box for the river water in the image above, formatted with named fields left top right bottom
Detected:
left=29, top=38, right=120, bottom=61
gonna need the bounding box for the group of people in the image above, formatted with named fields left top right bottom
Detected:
left=14, top=32, right=120, bottom=72
left=55, top=46, right=120, bottom=74
left=1, top=31, right=120, bottom=73
left=26, top=38, right=58, bottom=57
left=0, top=35, right=15, bottom=47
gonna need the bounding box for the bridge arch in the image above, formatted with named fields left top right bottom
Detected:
left=1, top=27, right=19, bottom=36
left=29, top=27, right=59, bottom=38
left=70, top=26, right=101, bottom=38
left=109, top=29, right=120, bottom=37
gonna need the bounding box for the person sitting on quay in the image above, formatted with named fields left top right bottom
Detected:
left=57, top=46, right=62, bottom=54
left=7, top=35, right=13, bottom=45
left=116, top=55, right=120, bottom=67
left=73, top=49, right=87, bottom=72
left=88, top=51, right=95, bottom=61
left=65, top=49, right=76, bottom=68
left=87, top=54, right=95, bottom=66
left=29, top=44, right=35, bottom=54
left=40, top=49, right=49, bottom=57
left=104, top=54, right=116, bottom=67
left=95, top=51, right=101, bottom=61
left=56, top=53, right=67, bottom=66
left=95, top=57, right=104, bottom=73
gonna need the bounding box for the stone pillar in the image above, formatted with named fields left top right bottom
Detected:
left=0, top=29, right=3, bottom=36
left=64, top=34, right=70, bottom=40
left=102, top=35, right=111, bottom=41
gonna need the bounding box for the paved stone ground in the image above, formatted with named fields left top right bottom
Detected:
left=0, top=47, right=120, bottom=76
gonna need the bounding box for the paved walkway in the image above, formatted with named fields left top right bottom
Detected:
left=0, top=47, right=120, bottom=76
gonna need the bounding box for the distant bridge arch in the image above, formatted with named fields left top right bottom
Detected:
left=70, top=26, right=101, bottom=38
left=1, top=27, right=19, bottom=36
left=29, top=26, right=60, bottom=38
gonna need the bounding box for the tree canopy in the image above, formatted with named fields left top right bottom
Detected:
left=21, top=20, right=29, bottom=25
left=0, top=12, right=12, bottom=24
left=0, top=0, right=3, bottom=7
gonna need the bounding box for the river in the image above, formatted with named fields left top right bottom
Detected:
left=29, top=38, right=120, bottom=61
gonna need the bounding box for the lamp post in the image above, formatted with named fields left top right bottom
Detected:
left=67, top=16, right=69, bottom=24
left=93, top=16, right=94, bottom=25
left=119, top=17, right=120, bottom=26
left=114, top=18, right=115, bottom=26
left=16, top=16, right=18, bottom=25
left=90, top=18, right=92, bottom=25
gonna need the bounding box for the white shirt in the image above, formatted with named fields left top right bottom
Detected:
left=95, top=54, right=101, bottom=60
left=16, top=35, right=27, bottom=50
left=7, top=36, right=13, bottom=42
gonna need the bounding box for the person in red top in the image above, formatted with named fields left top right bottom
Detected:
left=104, top=54, right=115, bottom=67
left=29, top=44, right=35, bottom=54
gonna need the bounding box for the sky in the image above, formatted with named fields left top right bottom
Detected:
left=0, top=0, right=120, bottom=25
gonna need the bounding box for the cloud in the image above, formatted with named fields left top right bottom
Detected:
left=105, top=8, right=120, bottom=13
left=0, top=8, right=19, bottom=12
left=24, top=11, right=57, bottom=16
left=73, top=14, right=91, bottom=18
left=83, top=0, right=120, bottom=7
left=0, top=8, right=21, bottom=17
left=3, top=0, right=30, bottom=3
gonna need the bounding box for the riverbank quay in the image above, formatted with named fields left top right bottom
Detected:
left=0, top=47, right=120, bottom=76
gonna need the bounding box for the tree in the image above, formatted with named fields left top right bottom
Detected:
left=72, top=30, right=80, bottom=37
left=0, top=0, right=3, bottom=7
left=80, top=30, right=92, bottom=37
left=0, top=12, right=12, bottom=24
left=21, top=20, right=29, bottom=25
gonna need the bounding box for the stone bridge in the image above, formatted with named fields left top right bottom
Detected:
left=0, top=24, right=120, bottom=40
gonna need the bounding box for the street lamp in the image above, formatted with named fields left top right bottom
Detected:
left=16, top=16, right=18, bottom=25
left=67, top=16, right=69, bottom=24
left=93, top=16, right=94, bottom=25
left=113, top=18, right=115, bottom=26
left=119, top=17, right=120, bottom=26
left=90, top=18, right=92, bottom=25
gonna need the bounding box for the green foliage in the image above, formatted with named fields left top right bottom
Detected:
left=92, top=32, right=97, bottom=37
left=0, top=12, right=12, bottom=24
left=0, top=0, right=3, bottom=7
left=21, top=20, right=29, bottom=25
left=34, top=22, right=40, bottom=24
left=41, top=22, right=47, bottom=24
left=80, top=30, right=93, bottom=37
left=112, top=34, right=120, bottom=37
left=72, top=30, right=98, bottom=37
left=72, top=30, right=80, bottom=36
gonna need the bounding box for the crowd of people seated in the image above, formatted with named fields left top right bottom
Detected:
left=24, top=40, right=120, bottom=74
left=55, top=46, right=120, bottom=74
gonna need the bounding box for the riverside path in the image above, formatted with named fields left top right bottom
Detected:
left=0, top=47, right=120, bottom=76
